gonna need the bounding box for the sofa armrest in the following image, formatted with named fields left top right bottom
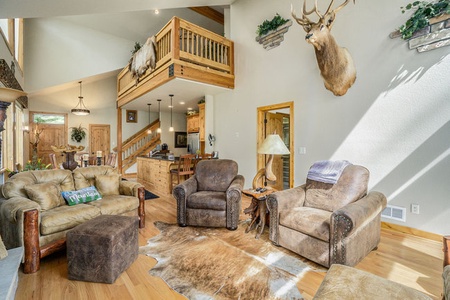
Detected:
left=443, top=265, right=450, bottom=300
left=226, top=175, right=245, bottom=203
left=172, top=176, right=198, bottom=226
left=0, top=197, right=41, bottom=249
left=330, top=191, right=387, bottom=265
left=225, top=175, right=245, bottom=230
left=266, top=184, right=306, bottom=244
left=119, top=180, right=143, bottom=197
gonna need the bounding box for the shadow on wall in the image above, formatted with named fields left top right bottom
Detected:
left=372, top=120, right=450, bottom=233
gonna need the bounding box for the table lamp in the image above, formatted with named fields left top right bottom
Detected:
left=253, top=133, right=290, bottom=188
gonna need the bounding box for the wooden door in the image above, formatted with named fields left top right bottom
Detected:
left=263, top=112, right=285, bottom=190
left=89, top=124, right=110, bottom=161
left=29, top=112, right=67, bottom=166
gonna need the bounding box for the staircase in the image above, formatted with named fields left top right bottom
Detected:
left=119, top=120, right=160, bottom=174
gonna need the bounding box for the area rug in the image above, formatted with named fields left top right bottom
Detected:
left=140, top=220, right=325, bottom=299
left=144, top=189, right=159, bottom=200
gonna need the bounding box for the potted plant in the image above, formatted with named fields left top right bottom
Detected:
left=70, top=124, right=87, bottom=143
left=399, top=0, right=450, bottom=39
left=256, top=13, right=290, bottom=37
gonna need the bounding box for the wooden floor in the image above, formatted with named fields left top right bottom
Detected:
left=15, top=194, right=444, bottom=300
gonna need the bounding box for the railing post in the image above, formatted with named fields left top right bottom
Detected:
left=171, top=17, right=180, bottom=60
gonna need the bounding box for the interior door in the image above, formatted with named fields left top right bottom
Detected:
left=263, top=112, right=285, bottom=190
left=89, top=124, right=110, bottom=160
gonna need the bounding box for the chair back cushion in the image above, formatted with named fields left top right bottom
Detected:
left=304, top=165, right=369, bottom=212
left=73, top=166, right=117, bottom=190
left=196, top=159, right=238, bottom=192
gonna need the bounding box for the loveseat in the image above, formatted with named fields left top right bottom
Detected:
left=0, top=166, right=145, bottom=274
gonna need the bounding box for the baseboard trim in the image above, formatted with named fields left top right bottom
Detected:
left=382, top=222, right=442, bottom=242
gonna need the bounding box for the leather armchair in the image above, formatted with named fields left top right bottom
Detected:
left=172, top=159, right=244, bottom=230
left=267, top=164, right=387, bottom=267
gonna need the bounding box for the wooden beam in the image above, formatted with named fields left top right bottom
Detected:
left=189, top=7, right=224, bottom=25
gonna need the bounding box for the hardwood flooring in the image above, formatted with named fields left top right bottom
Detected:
left=15, top=194, right=444, bottom=300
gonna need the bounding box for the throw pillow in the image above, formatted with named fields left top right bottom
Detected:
left=95, top=174, right=120, bottom=196
left=61, top=186, right=102, bottom=206
left=25, top=182, right=64, bottom=211
left=0, top=234, right=7, bottom=260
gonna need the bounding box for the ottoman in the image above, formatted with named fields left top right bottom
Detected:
left=67, top=215, right=139, bottom=283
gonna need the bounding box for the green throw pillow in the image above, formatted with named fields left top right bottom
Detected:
left=61, top=186, right=102, bottom=206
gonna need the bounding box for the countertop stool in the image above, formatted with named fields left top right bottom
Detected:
left=66, top=215, right=139, bottom=284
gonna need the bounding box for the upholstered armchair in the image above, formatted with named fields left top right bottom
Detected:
left=267, top=163, right=387, bottom=267
left=172, top=159, right=244, bottom=230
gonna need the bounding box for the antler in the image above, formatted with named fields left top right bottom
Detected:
left=324, top=0, right=355, bottom=16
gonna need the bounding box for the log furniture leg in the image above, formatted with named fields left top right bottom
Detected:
left=138, top=186, right=145, bottom=228
left=255, top=198, right=268, bottom=239
left=23, top=209, right=40, bottom=274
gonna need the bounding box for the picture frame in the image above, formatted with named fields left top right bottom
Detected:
left=126, top=110, right=137, bottom=123
left=175, top=131, right=187, bottom=148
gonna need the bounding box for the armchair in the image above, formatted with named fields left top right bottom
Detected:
left=172, top=159, right=244, bottom=230
left=267, top=163, right=387, bottom=267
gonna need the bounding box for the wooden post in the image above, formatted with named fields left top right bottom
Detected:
left=171, top=17, right=180, bottom=60
left=23, top=209, right=40, bottom=274
left=117, top=107, right=122, bottom=175
left=138, top=186, right=145, bottom=228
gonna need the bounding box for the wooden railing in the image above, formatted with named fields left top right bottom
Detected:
left=117, top=17, right=234, bottom=106
left=120, top=120, right=160, bottom=172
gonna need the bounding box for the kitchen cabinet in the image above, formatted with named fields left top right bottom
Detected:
left=187, top=114, right=200, bottom=133
left=137, top=157, right=174, bottom=196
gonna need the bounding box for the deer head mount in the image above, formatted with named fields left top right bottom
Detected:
left=291, top=0, right=356, bottom=96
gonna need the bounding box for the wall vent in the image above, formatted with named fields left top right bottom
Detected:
left=381, top=205, right=406, bottom=222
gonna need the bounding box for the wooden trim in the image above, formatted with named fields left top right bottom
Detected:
left=381, top=222, right=442, bottom=242
left=444, top=235, right=450, bottom=267
left=189, top=7, right=224, bottom=25
left=40, top=239, right=66, bottom=258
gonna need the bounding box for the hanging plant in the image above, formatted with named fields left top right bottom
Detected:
left=70, top=124, right=87, bottom=143
left=256, top=13, right=289, bottom=37
left=399, top=0, right=450, bottom=39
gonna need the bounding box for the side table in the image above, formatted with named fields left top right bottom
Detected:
left=243, top=188, right=276, bottom=239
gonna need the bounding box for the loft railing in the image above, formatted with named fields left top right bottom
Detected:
left=117, top=17, right=234, bottom=102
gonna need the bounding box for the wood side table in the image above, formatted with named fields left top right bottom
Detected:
left=243, top=188, right=275, bottom=239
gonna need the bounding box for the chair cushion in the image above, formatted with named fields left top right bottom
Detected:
left=25, top=182, right=65, bottom=211
left=279, top=207, right=332, bottom=242
left=195, top=159, right=238, bottom=192
left=304, top=165, right=369, bottom=212
left=40, top=204, right=101, bottom=235
left=187, top=191, right=226, bottom=211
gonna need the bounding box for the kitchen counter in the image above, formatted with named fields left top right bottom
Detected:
left=137, top=157, right=177, bottom=196
left=139, top=155, right=179, bottom=162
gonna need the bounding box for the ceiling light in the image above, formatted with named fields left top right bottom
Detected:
left=169, top=94, right=174, bottom=132
left=154, top=9, right=159, bottom=14
left=147, top=103, right=152, bottom=134
left=71, top=81, right=90, bottom=116
left=179, top=101, right=185, bottom=105
left=156, top=99, right=162, bottom=133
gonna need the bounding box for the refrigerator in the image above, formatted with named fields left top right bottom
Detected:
left=187, top=133, right=200, bottom=154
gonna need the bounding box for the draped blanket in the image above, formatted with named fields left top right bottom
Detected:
left=129, top=36, right=157, bottom=79
left=307, top=160, right=351, bottom=184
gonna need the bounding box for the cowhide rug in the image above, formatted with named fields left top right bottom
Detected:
left=140, top=220, right=325, bottom=300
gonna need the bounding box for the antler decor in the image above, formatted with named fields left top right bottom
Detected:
left=291, top=0, right=357, bottom=96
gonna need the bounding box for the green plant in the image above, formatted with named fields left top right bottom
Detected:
left=256, top=14, right=289, bottom=36
left=24, top=158, right=51, bottom=171
left=70, top=124, right=87, bottom=143
left=131, top=42, right=142, bottom=55
left=399, top=0, right=450, bottom=39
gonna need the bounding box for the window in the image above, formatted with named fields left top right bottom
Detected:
left=0, top=18, right=24, bottom=72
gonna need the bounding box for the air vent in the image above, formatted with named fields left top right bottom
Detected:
left=381, top=205, right=406, bottom=222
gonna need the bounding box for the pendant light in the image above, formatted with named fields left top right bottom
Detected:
left=169, top=94, right=174, bottom=132
left=156, top=99, right=162, bottom=133
left=147, top=103, right=152, bottom=134
left=71, top=81, right=90, bottom=116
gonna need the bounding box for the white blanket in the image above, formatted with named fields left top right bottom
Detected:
left=307, top=160, right=351, bottom=184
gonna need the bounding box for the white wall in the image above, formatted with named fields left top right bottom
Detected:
left=212, top=0, right=450, bottom=235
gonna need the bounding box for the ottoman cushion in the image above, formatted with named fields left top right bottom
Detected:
left=67, top=215, right=139, bottom=283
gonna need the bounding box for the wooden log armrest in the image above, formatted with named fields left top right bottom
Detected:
left=137, top=186, right=145, bottom=228
left=172, top=176, right=198, bottom=227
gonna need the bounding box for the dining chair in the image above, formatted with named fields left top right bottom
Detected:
left=170, top=154, right=196, bottom=192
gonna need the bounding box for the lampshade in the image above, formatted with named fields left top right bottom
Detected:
left=71, top=81, right=90, bottom=116
left=258, top=134, right=290, bottom=155
left=0, top=87, right=27, bottom=102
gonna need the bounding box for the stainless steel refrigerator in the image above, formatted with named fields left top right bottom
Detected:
left=187, top=132, right=200, bottom=154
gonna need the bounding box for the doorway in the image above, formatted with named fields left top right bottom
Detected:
left=256, top=102, right=294, bottom=190
left=89, top=124, right=110, bottom=160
